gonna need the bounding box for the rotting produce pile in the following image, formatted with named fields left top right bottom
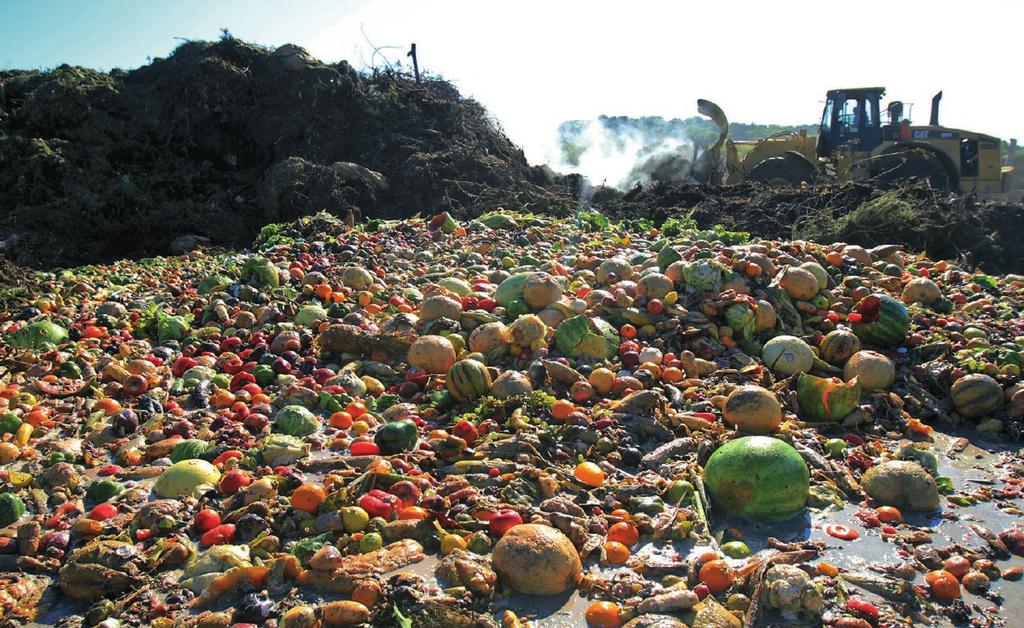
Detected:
left=1, top=209, right=1024, bottom=627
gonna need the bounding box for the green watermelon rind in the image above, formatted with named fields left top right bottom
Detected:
left=851, top=294, right=909, bottom=347
left=703, top=436, right=809, bottom=522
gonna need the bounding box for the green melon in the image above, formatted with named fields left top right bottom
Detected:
left=703, top=436, right=809, bottom=522
left=850, top=294, right=909, bottom=347
left=951, top=373, right=1004, bottom=418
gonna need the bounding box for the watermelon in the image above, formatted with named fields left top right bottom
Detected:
left=950, top=373, right=1004, bottom=418
left=703, top=436, right=809, bottom=521
left=796, top=373, right=861, bottom=422
left=850, top=294, right=909, bottom=347
left=447, top=359, right=493, bottom=401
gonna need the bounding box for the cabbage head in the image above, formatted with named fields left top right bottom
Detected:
left=554, top=315, right=619, bottom=361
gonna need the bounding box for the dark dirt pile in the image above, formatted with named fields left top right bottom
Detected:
left=597, top=181, right=1024, bottom=275
left=0, top=38, right=575, bottom=268
left=2, top=36, right=1022, bottom=276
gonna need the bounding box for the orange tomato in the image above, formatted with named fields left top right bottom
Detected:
left=584, top=601, right=623, bottom=628
left=352, top=579, right=382, bottom=608
left=699, top=559, right=735, bottom=594
left=398, top=506, right=430, bottom=521
left=607, top=522, right=639, bottom=546
left=661, top=366, right=684, bottom=384
left=620, top=324, right=637, bottom=339
left=825, top=251, right=844, bottom=266
left=875, top=506, right=903, bottom=524
left=550, top=400, right=576, bottom=421
left=329, top=411, right=353, bottom=429
left=291, top=483, right=326, bottom=514
left=603, top=541, right=630, bottom=565
left=573, top=461, right=605, bottom=487
left=942, top=556, right=971, bottom=580
left=346, top=401, right=368, bottom=419
left=926, top=570, right=961, bottom=600
left=315, top=284, right=333, bottom=301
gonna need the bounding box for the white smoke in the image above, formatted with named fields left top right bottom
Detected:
left=536, top=118, right=696, bottom=190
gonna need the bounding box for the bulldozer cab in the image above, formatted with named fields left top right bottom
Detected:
left=816, top=88, right=885, bottom=158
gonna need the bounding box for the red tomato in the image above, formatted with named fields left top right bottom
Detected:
left=219, top=469, right=252, bottom=496
left=193, top=509, right=221, bottom=533
left=201, top=523, right=236, bottom=546
left=350, top=441, right=381, bottom=456
left=88, top=503, right=118, bottom=522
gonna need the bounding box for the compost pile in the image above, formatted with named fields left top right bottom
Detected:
left=597, top=181, right=1024, bottom=276
left=0, top=38, right=573, bottom=269
left=1, top=209, right=1023, bottom=627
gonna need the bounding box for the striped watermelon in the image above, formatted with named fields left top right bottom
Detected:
left=447, top=359, right=493, bottom=401
left=951, top=373, right=1004, bottom=418
left=850, top=294, right=909, bottom=347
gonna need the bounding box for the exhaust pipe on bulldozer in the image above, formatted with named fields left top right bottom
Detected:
left=930, top=91, right=943, bottom=126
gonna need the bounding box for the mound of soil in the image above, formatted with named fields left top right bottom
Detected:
left=0, top=38, right=574, bottom=268
left=598, top=181, right=1024, bottom=275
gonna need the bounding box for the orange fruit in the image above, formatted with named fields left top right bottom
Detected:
left=573, top=461, right=605, bottom=487
left=875, top=506, right=903, bottom=524
left=398, top=506, right=430, bottom=520
left=661, top=366, right=683, bottom=384
left=291, top=483, right=326, bottom=514
left=585, top=601, right=622, bottom=627
left=352, top=580, right=382, bottom=608
left=607, top=522, right=639, bottom=546
left=699, top=559, right=735, bottom=594
left=926, top=570, right=961, bottom=600
left=942, top=556, right=971, bottom=580
left=550, top=400, right=576, bottom=421
left=603, top=541, right=630, bottom=564
left=329, top=411, right=353, bottom=429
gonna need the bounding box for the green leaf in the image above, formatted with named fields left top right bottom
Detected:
left=392, top=604, right=413, bottom=628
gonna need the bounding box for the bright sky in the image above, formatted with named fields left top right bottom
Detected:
left=2, top=0, right=1022, bottom=165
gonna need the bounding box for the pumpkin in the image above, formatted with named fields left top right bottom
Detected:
left=778, top=266, right=819, bottom=301
left=507, top=314, right=548, bottom=350
left=407, top=335, right=457, bottom=374
left=447, top=359, right=493, bottom=401
left=341, top=267, right=374, bottom=290
left=850, top=294, right=910, bottom=347
left=665, top=260, right=687, bottom=286
left=636, top=273, right=674, bottom=300
left=842, top=245, right=872, bottom=265
left=597, top=257, right=635, bottom=283
left=754, top=300, right=777, bottom=332
left=819, top=328, right=861, bottom=365
left=537, top=307, right=567, bottom=329
left=490, top=370, right=533, bottom=398
left=844, top=351, right=895, bottom=391
left=492, top=524, right=581, bottom=595
left=419, top=294, right=462, bottom=321
left=800, top=262, right=829, bottom=290
left=523, top=272, right=563, bottom=310
left=722, top=386, right=782, bottom=434
left=951, top=373, right=1004, bottom=418
left=761, top=335, right=814, bottom=376
left=901, top=277, right=942, bottom=305
left=469, top=322, right=507, bottom=354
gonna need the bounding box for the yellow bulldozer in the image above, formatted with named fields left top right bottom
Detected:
left=696, top=88, right=1015, bottom=197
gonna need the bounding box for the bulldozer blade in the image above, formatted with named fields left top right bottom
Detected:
left=692, top=99, right=730, bottom=184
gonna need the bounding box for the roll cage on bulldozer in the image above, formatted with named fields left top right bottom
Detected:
left=696, top=88, right=1015, bottom=198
